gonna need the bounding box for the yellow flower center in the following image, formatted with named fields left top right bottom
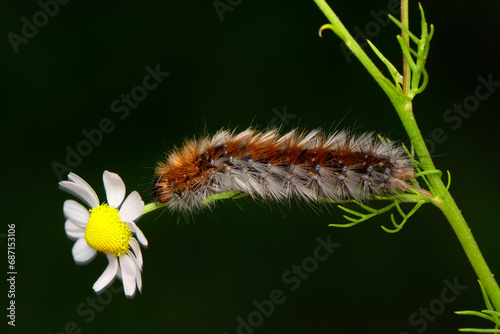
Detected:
left=85, top=204, right=131, bottom=256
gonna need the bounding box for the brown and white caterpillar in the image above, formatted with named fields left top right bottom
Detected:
left=152, top=128, right=415, bottom=211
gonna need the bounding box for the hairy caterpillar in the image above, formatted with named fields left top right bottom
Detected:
left=152, top=128, right=415, bottom=211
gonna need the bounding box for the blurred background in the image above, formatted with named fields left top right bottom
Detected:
left=2, top=0, right=500, bottom=333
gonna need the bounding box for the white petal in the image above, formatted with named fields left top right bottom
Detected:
left=127, top=222, right=148, bottom=247
left=59, top=181, right=99, bottom=209
left=72, top=239, right=97, bottom=264
left=63, top=200, right=90, bottom=227
left=119, top=253, right=138, bottom=298
left=129, top=238, right=143, bottom=269
left=136, top=266, right=142, bottom=293
left=118, top=191, right=144, bottom=222
left=65, top=220, right=85, bottom=240
left=66, top=173, right=99, bottom=208
left=129, top=251, right=142, bottom=294
left=93, top=254, right=118, bottom=293
left=103, top=171, right=126, bottom=209
left=116, top=263, right=122, bottom=279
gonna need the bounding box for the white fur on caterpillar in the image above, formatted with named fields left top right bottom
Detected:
left=153, top=128, right=414, bottom=211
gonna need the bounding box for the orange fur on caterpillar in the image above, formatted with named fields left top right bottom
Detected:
left=153, top=128, right=415, bottom=211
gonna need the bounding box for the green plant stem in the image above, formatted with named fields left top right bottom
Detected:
left=313, top=0, right=500, bottom=311
left=401, top=0, right=411, bottom=96
left=434, top=192, right=500, bottom=312
left=142, top=202, right=166, bottom=215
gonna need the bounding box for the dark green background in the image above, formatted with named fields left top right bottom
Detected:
left=2, top=0, right=500, bottom=333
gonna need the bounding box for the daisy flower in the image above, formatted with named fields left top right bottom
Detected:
left=59, top=171, right=147, bottom=298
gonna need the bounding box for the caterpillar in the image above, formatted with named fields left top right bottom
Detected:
left=152, top=128, right=415, bottom=211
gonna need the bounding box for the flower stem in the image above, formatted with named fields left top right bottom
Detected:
left=313, top=0, right=500, bottom=311
left=142, top=202, right=166, bottom=215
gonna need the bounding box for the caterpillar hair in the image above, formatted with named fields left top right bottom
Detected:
left=152, top=128, right=416, bottom=211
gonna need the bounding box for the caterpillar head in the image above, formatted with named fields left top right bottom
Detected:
left=152, top=176, right=173, bottom=203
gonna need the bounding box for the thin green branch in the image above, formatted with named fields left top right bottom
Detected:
left=332, top=201, right=397, bottom=227
left=456, top=280, right=500, bottom=331
left=202, top=190, right=242, bottom=204
left=400, top=0, right=411, bottom=96
left=458, top=329, right=500, bottom=333
left=142, top=202, right=167, bottom=215
left=455, top=310, right=496, bottom=323
left=366, top=40, right=403, bottom=90
left=316, top=4, right=404, bottom=109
